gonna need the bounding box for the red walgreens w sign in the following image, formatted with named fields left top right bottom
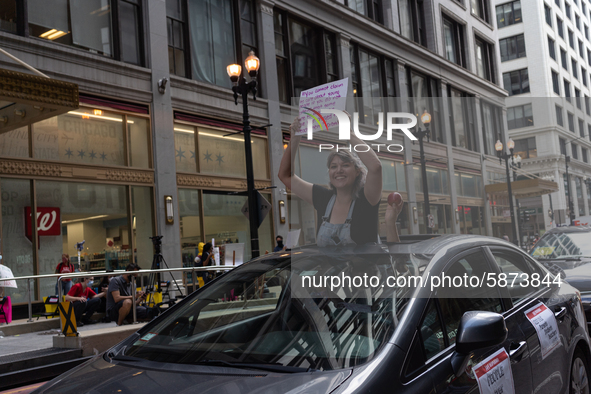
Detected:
left=25, top=207, right=61, bottom=239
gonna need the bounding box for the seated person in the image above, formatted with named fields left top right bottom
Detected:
left=65, top=277, right=105, bottom=326
left=106, top=263, right=147, bottom=326
left=97, top=270, right=114, bottom=315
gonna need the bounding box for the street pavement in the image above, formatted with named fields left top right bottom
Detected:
left=0, top=319, right=123, bottom=357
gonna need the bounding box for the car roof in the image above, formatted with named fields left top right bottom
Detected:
left=543, top=226, right=591, bottom=234
left=259, top=234, right=519, bottom=261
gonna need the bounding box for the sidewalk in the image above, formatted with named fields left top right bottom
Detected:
left=0, top=318, right=140, bottom=357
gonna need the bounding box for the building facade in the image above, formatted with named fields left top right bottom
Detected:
left=0, top=0, right=508, bottom=304
left=496, top=0, right=591, bottom=241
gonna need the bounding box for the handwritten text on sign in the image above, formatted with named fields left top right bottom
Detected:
left=524, top=302, right=560, bottom=359
left=473, top=348, right=515, bottom=394
left=297, top=78, right=348, bottom=136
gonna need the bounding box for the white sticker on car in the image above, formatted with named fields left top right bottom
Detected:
left=524, top=302, right=560, bottom=359
left=473, top=348, right=515, bottom=394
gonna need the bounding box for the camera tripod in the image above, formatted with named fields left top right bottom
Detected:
left=145, top=236, right=184, bottom=307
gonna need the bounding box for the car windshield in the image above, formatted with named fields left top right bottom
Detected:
left=532, top=232, right=591, bottom=259
left=123, top=251, right=424, bottom=371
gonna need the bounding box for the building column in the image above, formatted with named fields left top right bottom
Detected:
left=473, top=95, right=492, bottom=236
left=440, top=80, right=460, bottom=234
left=395, top=60, right=419, bottom=234
left=257, top=0, right=288, bottom=239
left=147, top=1, right=181, bottom=269
left=582, top=176, right=590, bottom=216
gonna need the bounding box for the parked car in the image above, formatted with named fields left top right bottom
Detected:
left=34, top=235, right=590, bottom=394
left=531, top=226, right=591, bottom=331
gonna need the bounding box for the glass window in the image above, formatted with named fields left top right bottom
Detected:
left=0, top=126, right=29, bottom=158
left=0, top=178, right=33, bottom=303
left=289, top=18, right=322, bottom=98
left=202, top=192, right=273, bottom=260
left=502, top=68, right=529, bottom=95
left=471, top=0, right=490, bottom=22
left=569, top=29, right=575, bottom=48
left=131, top=186, right=154, bottom=269
left=481, top=101, right=502, bottom=155
left=399, top=0, right=427, bottom=45
left=426, top=168, right=442, bottom=194
left=178, top=188, right=202, bottom=264
left=514, top=137, right=537, bottom=158
left=33, top=110, right=125, bottom=166
left=299, top=145, right=331, bottom=186
left=475, top=37, right=495, bottom=82
left=545, top=3, right=552, bottom=25
left=561, top=48, right=568, bottom=70
left=573, top=143, right=579, bottom=159
left=443, top=16, right=465, bottom=67
left=36, top=181, right=129, bottom=295
left=580, top=118, right=585, bottom=137
left=188, top=0, right=236, bottom=89
left=409, top=70, right=441, bottom=142
left=325, top=32, right=339, bottom=82
left=558, top=18, right=564, bottom=38
left=128, top=116, right=150, bottom=169
left=28, top=0, right=143, bottom=65
left=500, top=34, right=526, bottom=62
left=0, top=0, right=17, bottom=33
left=174, top=124, right=197, bottom=173
left=496, top=0, right=522, bottom=28
left=491, top=250, right=540, bottom=302
left=573, top=58, right=579, bottom=78
left=568, top=112, right=575, bottom=131
left=548, top=36, right=556, bottom=60
left=167, top=0, right=187, bottom=77
left=420, top=300, right=446, bottom=359
left=380, top=158, right=398, bottom=192
left=437, top=251, right=503, bottom=345
left=560, top=137, right=567, bottom=155
left=565, top=79, right=572, bottom=101
left=450, top=89, right=467, bottom=149
left=507, top=104, right=534, bottom=129
left=396, top=162, right=407, bottom=191
left=556, top=105, right=564, bottom=127
left=552, top=70, right=561, bottom=94
left=198, top=127, right=268, bottom=179
left=461, top=174, right=476, bottom=197
left=358, top=48, right=383, bottom=125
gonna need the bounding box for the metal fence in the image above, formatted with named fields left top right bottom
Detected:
left=4, top=266, right=235, bottom=324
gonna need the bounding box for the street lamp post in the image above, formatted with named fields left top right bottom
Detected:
left=227, top=51, right=261, bottom=258
left=564, top=154, right=576, bottom=225
left=495, top=138, right=519, bottom=246
left=543, top=175, right=555, bottom=227
left=414, top=110, right=433, bottom=234
left=511, top=154, right=523, bottom=247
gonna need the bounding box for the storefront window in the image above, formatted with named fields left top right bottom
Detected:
left=381, top=159, right=398, bottom=191
left=0, top=178, right=33, bottom=304
left=395, top=162, right=406, bottom=191
left=417, top=203, right=452, bottom=234
left=0, top=127, right=29, bottom=158
left=174, top=124, right=197, bottom=173
left=35, top=181, right=129, bottom=297
left=458, top=205, right=484, bottom=234
left=132, top=186, right=154, bottom=269
left=128, top=116, right=150, bottom=168
left=33, top=110, right=125, bottom=166
left=178, top=188, right=201, bottom=265
left=198, top=127, right=268, bottom=179
left=202, top=192, right=273, bottom=261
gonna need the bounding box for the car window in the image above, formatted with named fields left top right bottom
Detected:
left=437, top=251, right=503, bottom=346
left=491, top=249, right=542, bottom=302
left=420, top=300, right=446, bottom=360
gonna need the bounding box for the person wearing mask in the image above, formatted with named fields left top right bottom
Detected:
left=106, top=263, right=147, bottom=326
left=65, top=277, right=105, bottom=326
left=274, top=236, right=285, bottom=252
left=55, top=254, right=74, bottom=297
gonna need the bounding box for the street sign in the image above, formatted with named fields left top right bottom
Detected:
left=427, top=214, right=435, bottom=228
left=241, top=192, right=271, bottom=227
left=520, top=208, right=537, bottom=215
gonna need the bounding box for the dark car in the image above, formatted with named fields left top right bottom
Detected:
left=532, top=226, right=591, bottom=331
left=35, top=235, right=590, bottom=394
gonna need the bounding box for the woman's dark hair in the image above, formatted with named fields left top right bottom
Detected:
left=202, top=243, right=213, bottom=254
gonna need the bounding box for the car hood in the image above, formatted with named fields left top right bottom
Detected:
left=564, top=263, right=591, bottom=292
left=35, top=356, right=352, bottom=394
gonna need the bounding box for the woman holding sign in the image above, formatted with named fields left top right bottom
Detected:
left=279, top=115, right=403, bottom=246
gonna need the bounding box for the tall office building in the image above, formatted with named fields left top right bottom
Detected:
left=496, top=0, right=591, bottom=237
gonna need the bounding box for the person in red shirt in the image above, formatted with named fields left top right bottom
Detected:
left=65, top=277, right=105, bottom=326
left=55, top=254, right=74, bottom=296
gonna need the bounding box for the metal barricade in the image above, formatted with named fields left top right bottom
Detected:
left=4, top=266, right=234, bottom=324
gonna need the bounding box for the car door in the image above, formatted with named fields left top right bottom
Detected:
left=486, top=246, right=570, bottom=394
left=406, top=248, right=533, bottom=394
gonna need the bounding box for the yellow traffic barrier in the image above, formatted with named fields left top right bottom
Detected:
left=58, top=301, right=78, bottom=337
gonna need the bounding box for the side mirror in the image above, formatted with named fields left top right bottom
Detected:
left=451, top=311, right=507, bottom=376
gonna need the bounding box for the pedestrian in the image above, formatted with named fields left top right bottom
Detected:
left=502, top=234, right=510, bottom=242
left=197, top=243, right=215, bottom=284
left=55, top=254, right=74, bottom=297
left=278, top=115, right=402, bottom=246
left=106, top=263, right=147, bottom=326
left=274, top=235, right=285, bottom=252
left=65, top=277, right=105, bottom=326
